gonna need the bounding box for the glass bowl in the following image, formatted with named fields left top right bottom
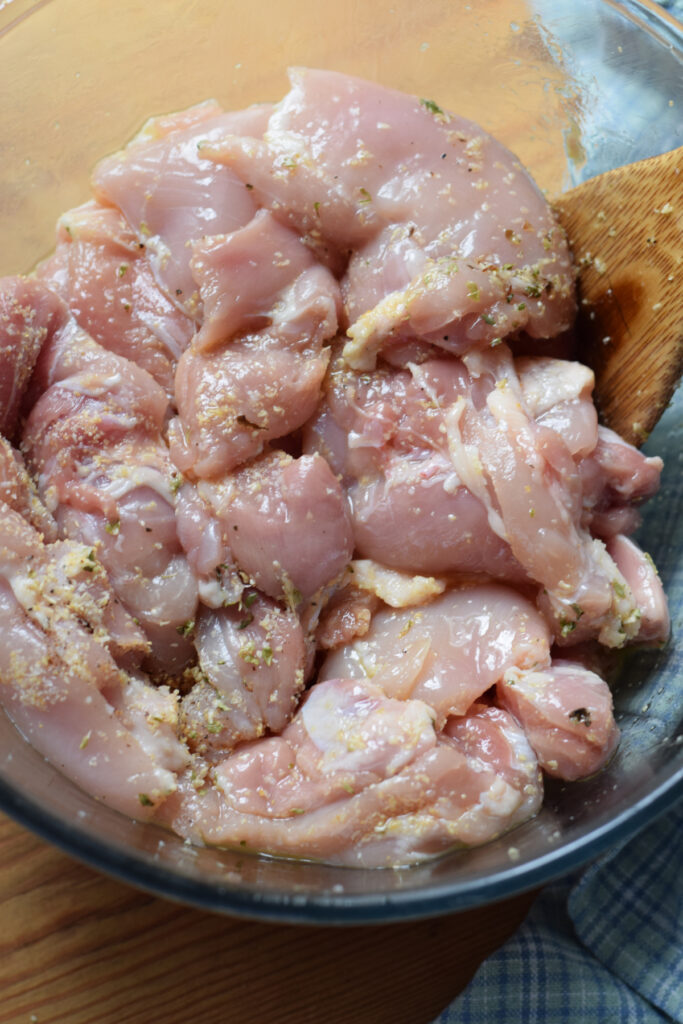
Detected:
left=0, top=0, right=680, bottom=923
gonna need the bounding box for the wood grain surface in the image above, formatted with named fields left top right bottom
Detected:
left=554, top=147, right=683, bottom=447
left=0, top=812, right=535, bottom=1024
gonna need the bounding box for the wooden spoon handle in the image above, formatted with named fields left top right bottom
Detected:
left=553, top=147, right=683, bottom=446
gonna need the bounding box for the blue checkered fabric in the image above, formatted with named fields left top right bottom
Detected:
left=432, top=802, right=683, bottom=1023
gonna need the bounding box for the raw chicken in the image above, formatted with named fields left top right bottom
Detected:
left=162, top=677, right=543, bottom=867
left=179, top=593, right=306, bottom=758
left=425, top=344, right=647, bottom=646
left=37, top=201, right=195, bottom=396
left=21, top=289, right=198, bottom=674
left=0, top=436, right=57, bottom=541
left=92, top=101, right=272, bottom=314
left=169, top=210, right=341, bottom=479
left=579, top=426, right=662, bottom=539
left=303, top=347, right=528, bottom=580
left=321, top=584, right=551, bottom=723
left=0, top=499, right=186, bottom=816
left=191, top=450, right=354, bottom=605
left=205, top=68, right=575, bottom=367
left=516, top=356, right=598, bottom=459
left=0, top=71, right=669, bottom=869
left=0, top=276, right=64, bottom=440
left=498, top=662, right=620, bottom=781
left=606, top=534, right=670, bottom=644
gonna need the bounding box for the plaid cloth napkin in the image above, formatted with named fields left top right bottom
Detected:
left=432, top=801, right=683, bottom=1023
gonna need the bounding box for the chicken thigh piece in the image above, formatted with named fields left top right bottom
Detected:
left=163, top=677, right=543, bottom=867
left=0, top=276, right=64, bottom=440
left=179, top=594, right=307, bottom=759
left=169, top=211, right=341, bottom=479
left=92, top=100, right=272, bottom=314
left=21, top=294, right=198, bottom=675
left=205, top=68, right=575, bottom=366
left=0, top=499, right=186, bottom=816
left=321, top=584, right=551, bottom=723
left=37, top=201, right=195, bottom=397
left=497, top=661, right=620, bottom=781
left=192, top=450, right=354, bottom=606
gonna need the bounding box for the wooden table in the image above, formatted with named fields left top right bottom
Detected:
left=0, top=812, right=535, bottom=1024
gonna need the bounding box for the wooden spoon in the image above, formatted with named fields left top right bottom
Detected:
left=553, top=147, right=682, bottom=447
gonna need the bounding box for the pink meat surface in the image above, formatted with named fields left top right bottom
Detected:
left=0, top=501, right=185, bottom=816
left=0, top=71, right=670, bottom=869
left=92, top=101, right=271, bottom=313
left=0, top=436, right=58, bottom=541
left=179, top=594, right=306, bottom=758
left=579, top=426, right=662, bottom=539
left=0, top=277, right=65, bottom=440
left=498, top=662, right=620, bottom=781
left=606, top=533, right=670, bottom=645
left=205, top=68, right=575, bottom=366
left=321, top=584, right=551, bottom=723
left=37, top=201, right=195, bottom=396
left=161, top=677, right=542, bottom=866
left=169, top=211, right=340, bottom=479
left=194, top=450, right=354, bottom=603
left=21, top=296, right=198, bottom=674
left=425, top=345, right=648, bottom=647
left=304, top=347, right=528, bottom=580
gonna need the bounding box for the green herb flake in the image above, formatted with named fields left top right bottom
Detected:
left=176, top=620, right=194, bottom=637
left=358, top=187, right=372, bottom=205
left=290, top=808, right=305, bottom=816
left=517, top=302, right=526, bottom=311
left=467, top=282, right=480, bottom=301
left=261, top=644, right=274, bottom=666
left=243, top=591, right=258, bottom=608
left=420, top=97, right=445, bottom=116
left=239, top=640, right=259, bottom=665
left=206, top=721, right=223, bottom=734
left=571, top=603, right=584, bottom=620
left=313, top=201, right=321, bottom=215
left=238, top=613, right=254, bottom=631
left=170, top=473, right=183, bottom=495
left=138, top=793, right=153, bottom=807
left=117, top=263, right=129, bottom=278
left=104, top=519, right=120, bottom=535
left=282, top=578, right=303, bottom=610
left=612, top=580, right=627, bottom=599
left=79, top=731, right=91, bottom=750
left=525, top=283, right=542, bottom=298
left=341, top=782, right=354, bottom=795
left=559, top=617, right=577, bottom=638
